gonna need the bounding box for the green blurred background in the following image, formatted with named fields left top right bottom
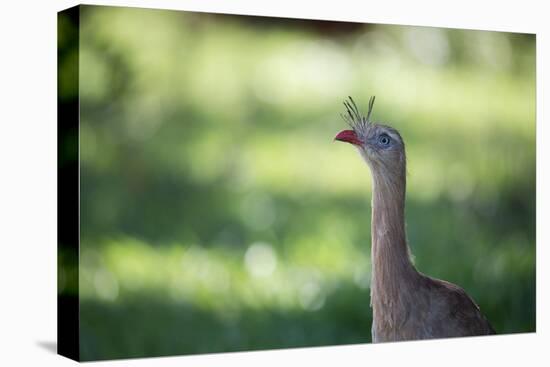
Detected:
left=58, top=5, right=535, bottom=361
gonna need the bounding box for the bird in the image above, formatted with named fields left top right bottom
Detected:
left=334, top=96, right=495, bottom=343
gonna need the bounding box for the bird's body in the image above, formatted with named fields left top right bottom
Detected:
left=371, top=272, right=495, bottom=342
left=335, top=97, right=494, bottom=342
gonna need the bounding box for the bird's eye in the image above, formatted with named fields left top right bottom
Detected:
left=378, top=133, right=391, bottom=146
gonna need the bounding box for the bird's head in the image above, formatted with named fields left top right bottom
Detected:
left=334, top=96, right=406, bottom=176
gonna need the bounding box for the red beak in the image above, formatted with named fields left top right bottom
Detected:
left=334, top=130, right=362, bottom=146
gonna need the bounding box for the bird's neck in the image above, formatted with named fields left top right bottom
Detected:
left=369, top=167, right=418, bottom=318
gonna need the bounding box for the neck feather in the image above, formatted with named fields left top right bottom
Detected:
left=369, top=163, right=418, bottom=317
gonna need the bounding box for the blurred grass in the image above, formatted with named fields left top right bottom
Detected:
left=64, top=5, right=536, bottom=360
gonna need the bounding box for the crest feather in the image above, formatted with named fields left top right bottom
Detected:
left=341, top=95, right=376, bottom=131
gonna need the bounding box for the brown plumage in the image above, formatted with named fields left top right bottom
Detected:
left=335, top=96, right=495, bottom=342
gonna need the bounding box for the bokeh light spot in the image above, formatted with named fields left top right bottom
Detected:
left=244, top=242, right=278, bottom=278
